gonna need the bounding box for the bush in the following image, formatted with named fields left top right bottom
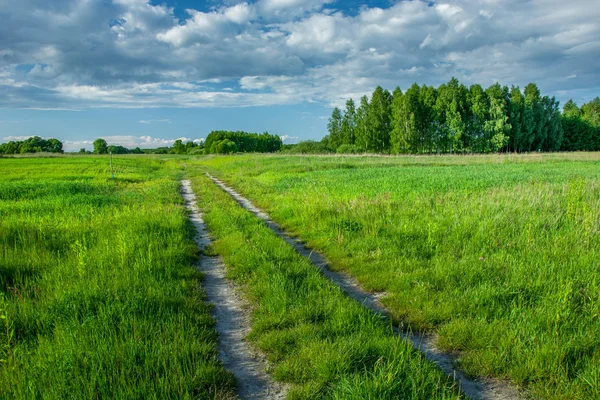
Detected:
left=211, top=139, right=238, bottom=154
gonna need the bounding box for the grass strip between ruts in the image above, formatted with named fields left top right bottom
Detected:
left=190, top=173, right=462, bottom=399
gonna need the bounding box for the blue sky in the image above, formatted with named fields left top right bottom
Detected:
left=1, top=0, right=599, bottom=151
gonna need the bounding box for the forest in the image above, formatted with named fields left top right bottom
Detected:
left=323, top=78, right=600, bottom=154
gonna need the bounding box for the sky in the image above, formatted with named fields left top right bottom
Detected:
left=1, top=0, right=599, bottom=151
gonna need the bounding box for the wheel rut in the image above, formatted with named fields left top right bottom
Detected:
left=205, top=173, right=522, bottom=400
left=181, top=180, right=286, bottom=400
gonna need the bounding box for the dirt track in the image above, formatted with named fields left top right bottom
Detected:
left=181, top=180, right=286, bottom=400
left=205, top=173, right=522, bottom=400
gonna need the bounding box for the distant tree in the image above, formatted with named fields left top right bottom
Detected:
left=79, top=148, right=87, bottom=153
left=0, top=136, right=63, bottom=154
left=47, top=138, right=63, bottom=153
left=467, top=84, right=488, bottom=152
left=581, top=97, right=600, bottom=150
left=327, top=107, right=343, bottom=149
left=365, top=86, right=392, bottom=152
left=390, top=86, right=405, bottom=154
left=204, top=131, right=281, bottom=154
left=540, top=96, right=563, bottom=151
left=523, top=83, right=542, bottom=151
left=484, top=83, right=511, bottom=152
left=213, top=139, right=238, bottom=154
left=581, top=97, right=600, bottom=127
left=405, top=83, right=423, bottom=153
left=340, top=99, right=356, bottom=145
left=354, top=96, right=370, bottom=151
left=184, top=141, right=197, bottom=153
left=509, top=86, right=525, bottom=153
left=107, top=145, right=130, bottom=154
left=436, top=78, right=468, bottom=153
left=419, top=85, right=437, bottom=153
left=93, top=138, right=108, bottom=154
left=171, top=139, right=186, bottom=154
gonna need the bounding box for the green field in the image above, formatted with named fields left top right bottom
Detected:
left=1, top=153, right=599, bottom=399
left=188, top=172, right=461, bottom=399
left=0, top=157, right=235, bottom=399
left=197, top=153, right=600, bottom=399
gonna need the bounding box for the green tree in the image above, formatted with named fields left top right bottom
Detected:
left=484, top=83, right=511, bottom=152
left=391, top=84, right=421, bottom=153
left=509, top=86, right=524, bottom=152
left=540, top=96, right=563, bottom=151
left=47, top=138, right=63, bottom=153
left=436, top=78, right=468, bottom=153
left=467, top=84, right=489, bottom=152
left=523, top=83, right=541, bottom=151
left=210, top=139, right=238, bottom=154
left=172, top=139, right=186, bottom=154
left=365, top=86, right=392, bottom=152
left=340, top=99, right=356, bottom=145
left=327, top=107, right=343, bottom=149
left=390, top=86, right=405, bottom=153
left=581, top=97, right=600, bottom=127
left=581, top=97, right=600, bottom=150
left=93, top=138, right=108, bottom=154
left=419, top=85, right=437, bottom=153
left=355, top=95, right=370, bottom=151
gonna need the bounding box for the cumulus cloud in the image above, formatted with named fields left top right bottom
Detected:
left=0, top=0, right=598, bottom=111
left=1, top=135, right=39, bottom=141
left=280, top=134, right=299, bottom=143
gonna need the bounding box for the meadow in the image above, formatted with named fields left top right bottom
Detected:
left=196, top=153, right=600, bottom=399
left=1, top=153, right=599, bottom=399
left=0, top=156, right=235, bottom=399
left=187, top=172, right=461, bottom=399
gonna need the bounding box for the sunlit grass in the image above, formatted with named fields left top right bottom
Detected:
left=196, top=152, right=600, bottom=399
left=0, top=156, right=235, bottom=399
left=188, top=172, right=462, bottom=399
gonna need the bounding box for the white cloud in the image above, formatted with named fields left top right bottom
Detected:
left=280, top=134, right=299, bottom=143
left=1, top=135, right=38, bottom=141
left=0, top=0, right=598, bottom=110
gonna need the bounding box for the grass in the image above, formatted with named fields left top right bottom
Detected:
left=0, top=156, right=235, bottom=399
left=196, top=152, right=600, bottom=399
left=187, top=171, right=461, bottom=399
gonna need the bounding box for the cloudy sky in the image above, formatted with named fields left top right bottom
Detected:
left=1, top=0, right=599, bottom=151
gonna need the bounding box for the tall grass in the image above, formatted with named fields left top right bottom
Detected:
left=188, top=172, right=461, bottom=399
left=196, top=152, right=600, bottom=399
left=0, top=156, right=234, bottom=399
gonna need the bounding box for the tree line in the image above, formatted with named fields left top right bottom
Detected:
left=90, top=131, right=282, bottom=155
left=0, top=136, right=63, bottom=154
left=204, top=131, right=282, bottom=154
left=324, top=78, right=600, bottom=154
